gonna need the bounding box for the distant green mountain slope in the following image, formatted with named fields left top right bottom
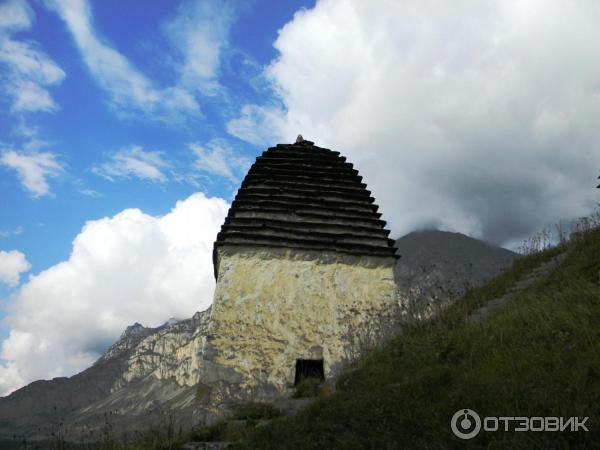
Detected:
left=231, top=228, right=600, bottom=449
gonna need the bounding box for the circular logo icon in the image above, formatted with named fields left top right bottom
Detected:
left=451, top=409, right=481, bottom=440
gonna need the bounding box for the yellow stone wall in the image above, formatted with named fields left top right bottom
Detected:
left=197, top=247, right=400, bottom=422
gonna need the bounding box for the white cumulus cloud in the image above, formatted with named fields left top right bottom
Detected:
left=190, top=139, right=251, bottom=182
left=43, top=0, right=199, bottom=121
left=0, top=150, right=65, bottom=197
left=0, top=192, right=229, bottom=396
left=93, top=146, right=172, bottom=183
left=164, top=0, right=233, bottom=96
left=0, top=250, right=31, bottom=287
left=0, top=0, right=65, bottom=113
left=228, top=0, right=600, bottom=247
left=44, top=0, right=233, bottom=122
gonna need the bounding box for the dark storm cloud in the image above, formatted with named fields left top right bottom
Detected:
left=228, top=0, right=600, bottom=248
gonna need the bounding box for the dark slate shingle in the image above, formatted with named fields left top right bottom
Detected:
left=213, top=141, right=398, bottom=278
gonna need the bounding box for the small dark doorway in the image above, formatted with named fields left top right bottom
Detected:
left=294, top=359, right=325, bottom=385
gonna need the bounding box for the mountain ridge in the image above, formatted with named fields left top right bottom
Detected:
left=395, top=229, right=518, bottom=318
left=0, top=230, right=519, bottom=442
left=0, top=309, right=211, bottom=441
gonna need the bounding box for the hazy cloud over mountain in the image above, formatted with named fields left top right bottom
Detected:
left=229, top=0, right=600, bottom=246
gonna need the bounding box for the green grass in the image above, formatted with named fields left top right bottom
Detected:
left=230, top=402, right=281, bottom=421
left=185, top=402, right=281, bottom=444
left=229, top=228, right=600, bottom=449
left=293, top=377, right=322, bottom=399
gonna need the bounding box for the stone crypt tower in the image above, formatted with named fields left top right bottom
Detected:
left=196, top=138, right=400, bottom=423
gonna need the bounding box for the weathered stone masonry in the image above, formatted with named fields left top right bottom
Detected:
left=196, top=139, right=400, bottom=424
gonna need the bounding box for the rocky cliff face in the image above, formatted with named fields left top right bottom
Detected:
left=100, top=310, right=210, bottom=390
left=0, top=308, right=211, bottom=442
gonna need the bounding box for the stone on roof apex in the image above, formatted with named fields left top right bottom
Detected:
left=295, top=134, right=314, bottom=146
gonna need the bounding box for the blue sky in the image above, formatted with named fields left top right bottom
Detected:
left=1, top=0, right=311, bottom=273
left=1, top=0, right=600, bottom=395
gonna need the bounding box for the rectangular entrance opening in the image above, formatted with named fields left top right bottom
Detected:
left=294, top=359, right=325, bottom=385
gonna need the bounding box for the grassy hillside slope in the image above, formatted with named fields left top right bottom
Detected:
left=230, top=228, right=600, bottom=449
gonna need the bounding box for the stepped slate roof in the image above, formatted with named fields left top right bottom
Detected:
left=213, top=139, right=399, bottom=278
